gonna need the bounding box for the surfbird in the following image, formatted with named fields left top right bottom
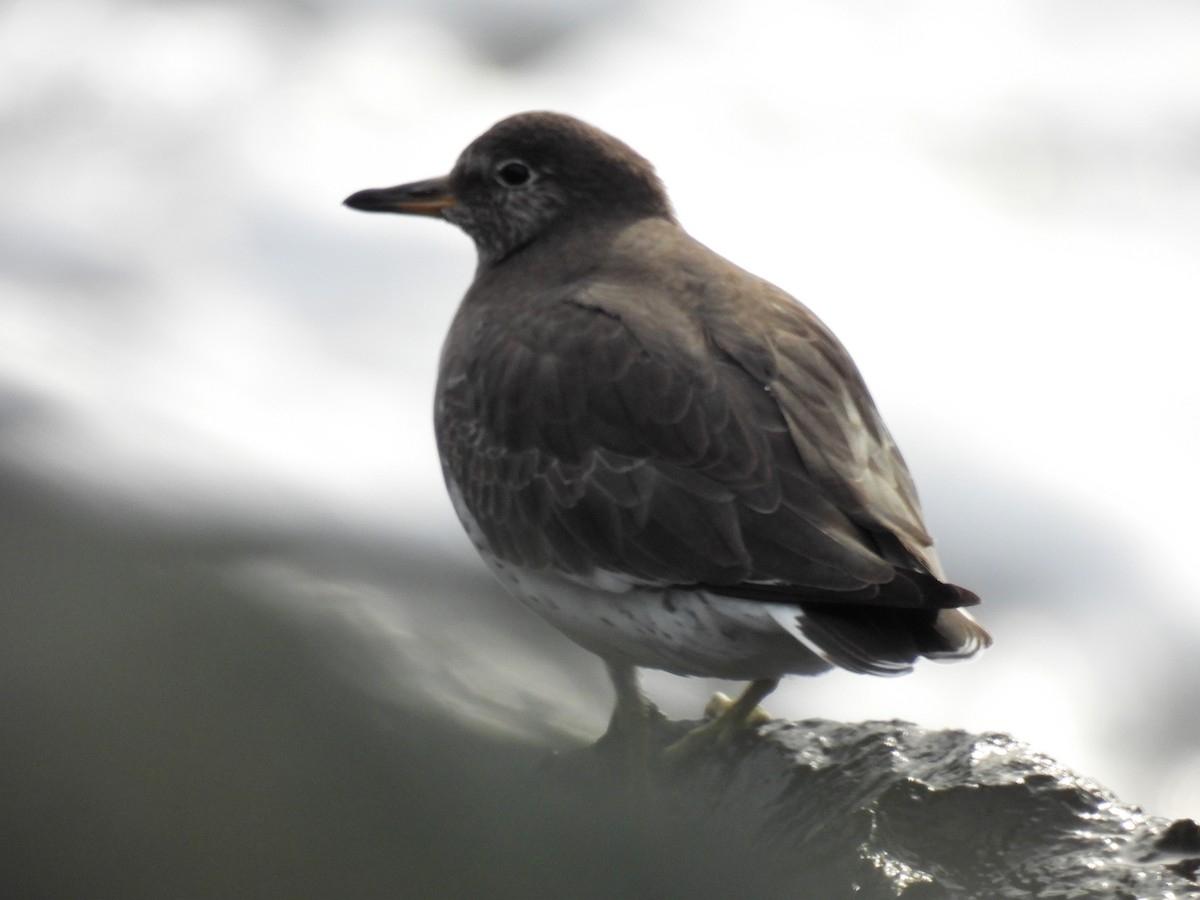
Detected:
left=345, top=111, right=990, bottom=753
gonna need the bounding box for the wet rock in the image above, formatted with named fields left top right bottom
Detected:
left=580, top=717, right=1200, bottom=899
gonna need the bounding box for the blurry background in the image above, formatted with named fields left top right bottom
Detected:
left=2, top=0, right=1199, bottom=893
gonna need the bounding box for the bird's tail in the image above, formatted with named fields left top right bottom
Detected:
left=918, top=608, right=992, bottom=660
left=767, top=605, right=991, bottom=677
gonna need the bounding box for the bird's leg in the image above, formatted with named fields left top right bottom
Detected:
left=597, top=661, right=661, bottom=751
left=662, top=677, right=779, bottom=764
left=547, top=663, right=663, bottom=792
left=589, top=662, right=675, bottom=795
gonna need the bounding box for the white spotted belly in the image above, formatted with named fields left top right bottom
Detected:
left=497, top=563, right=833, bottom=679
left=447, top=482, right=833, bottom=680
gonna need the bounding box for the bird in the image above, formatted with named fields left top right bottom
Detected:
left=344, top=111, right=990, bottom=755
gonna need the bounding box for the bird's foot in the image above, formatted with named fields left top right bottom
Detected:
left=545, top=699, right=666, bottom=792
left=594, top=697, right=667, bottom=755
left=701, top=691, right=772, bottom=726
left=661, top=680, right=778, bottom=766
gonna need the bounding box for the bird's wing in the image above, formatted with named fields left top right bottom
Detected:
left=437, top=280, right=971, bottom=610
left=707, top=281, right=944, bottom=578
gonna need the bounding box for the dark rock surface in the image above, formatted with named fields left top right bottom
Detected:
left=608, top=718, right=1200, bottom=899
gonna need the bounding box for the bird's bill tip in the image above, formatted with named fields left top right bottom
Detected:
left=343, top=176, right=457, bottom=217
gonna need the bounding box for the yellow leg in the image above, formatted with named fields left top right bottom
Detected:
left=663, top=678, right=779, bottom=763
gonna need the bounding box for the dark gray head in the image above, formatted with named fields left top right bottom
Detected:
left=344, top=111, right=675, bottom=264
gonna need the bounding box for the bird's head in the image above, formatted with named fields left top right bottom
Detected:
left=344, top=111, right=674, bottom=264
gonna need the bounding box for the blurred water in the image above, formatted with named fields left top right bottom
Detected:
left=2, top=0, right=1198, bottom=853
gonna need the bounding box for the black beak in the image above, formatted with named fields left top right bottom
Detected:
left=343, top=176, right=457, bottom=217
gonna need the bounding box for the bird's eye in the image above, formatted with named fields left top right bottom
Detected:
left=494, top=159, right=534, bottom=188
